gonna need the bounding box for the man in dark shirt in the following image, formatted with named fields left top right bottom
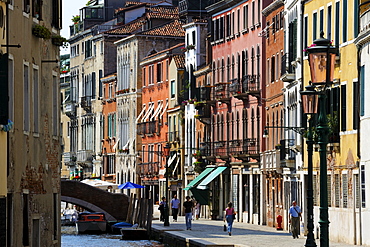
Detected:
left=183, top=196, right=193, bottom=230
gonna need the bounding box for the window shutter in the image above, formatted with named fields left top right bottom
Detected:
left=360, top=66, right=365, bottom=116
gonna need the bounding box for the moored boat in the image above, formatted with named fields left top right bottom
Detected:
left=75, top=212, right=107, bottom=233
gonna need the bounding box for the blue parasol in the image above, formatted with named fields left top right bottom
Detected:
left=118, top=182, right=145, bottom=189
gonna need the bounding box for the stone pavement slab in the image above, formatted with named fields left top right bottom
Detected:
left=152, top=217, right=356, bottom=247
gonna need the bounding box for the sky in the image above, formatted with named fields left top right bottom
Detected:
left=60, top=0, right=87, bottom=55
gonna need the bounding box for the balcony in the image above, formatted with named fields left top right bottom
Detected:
left=199, top=142, right=215, bottom=161
left=280, top=54, right=295, bottom=82
left=214, top=82, right=231, bottom=103
left=214, top=141, right=229, bottom=160
left=195, top=106, right=211, bottom=125
left=229, top=78, right=247, bottom=100
left=64, top=102, right=76, bottom=118
left=229, top=138, right=259, bottom=161
left=81, top=96, right=92, bottom=113
left=139, top=162, right=160, bottom=177
left=76, top=150, right=94, bottom=165
left=137, top=121, right=159, bottom=136
left=63, top=152, right=76, bottom=165
left=261, top=150, right=283, bottom=171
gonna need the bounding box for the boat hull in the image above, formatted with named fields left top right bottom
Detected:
left=76, top=221, right=107, bottom=233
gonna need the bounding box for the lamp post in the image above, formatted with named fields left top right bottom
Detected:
left=305, top=32, right=338, bottom=247
left=163, top=143, right=171, bottom=226
left=301, top=84, right=318, bottom=247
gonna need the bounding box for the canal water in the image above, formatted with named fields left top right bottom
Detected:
left=61, top=226, right=164, bottom=247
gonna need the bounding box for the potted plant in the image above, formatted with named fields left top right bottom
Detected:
left=52, top=35, right=68, bottom=48
left=32, top=24, right=51, bottom=39
left=186, top=44, right=195, bottom=50
left=71, top=15, right=80, bottom=24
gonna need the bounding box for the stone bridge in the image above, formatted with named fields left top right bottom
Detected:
left=61, top=180, right=129, bottom=221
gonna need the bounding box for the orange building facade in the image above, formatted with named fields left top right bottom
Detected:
left=138, top=44, right=184, bottom=202
left=101, top=73, right=117, bottom=183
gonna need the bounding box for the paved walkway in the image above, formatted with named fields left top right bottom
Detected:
left=152, top=216, right=356, bottom=247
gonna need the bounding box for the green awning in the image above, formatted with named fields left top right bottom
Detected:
left=197, top=166, right=227, bottom=190
left=183, top=167, right=215, bottom=190
left=190, top=188, right=209, bottom=205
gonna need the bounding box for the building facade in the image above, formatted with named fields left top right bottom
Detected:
left=6, top=0, right=62, bottom=246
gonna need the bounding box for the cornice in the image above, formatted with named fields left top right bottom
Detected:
left=355, top=29, right=370, bottom=48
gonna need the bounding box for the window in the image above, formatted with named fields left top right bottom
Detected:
left=327, top=5, right=332, bottom=41
left=243, top=5, right=248, bottom=30
left=252, top=2, right=255, bottom=25
left=361, top=165, right=365, bottom=207
left=319, top=9, right=324, bottom=35
left=171, top=80, right=175, bottom=98
left=304, top=16, right=308, bottom=52
left=231, top=12, right=235, bottom=34
left=85, top=40, right=92, bottom=58
left=33, top=67, right=39, bottom=133
left=192, top=30, right=196, bottom=45
left=271, top=56, right=275, bottom=82
left=353, top=80, right=359, bottom=129
left=22, top=192, right=29, bottom=246
left=157, top=62, right=162, bottom=83
left=313, top=12, right=317, bottom=41
left=32, top=0, right=42, bottom=19
left=24, top=63, right=30, bottom=132
left=335, top=174, right=340, bottom=207
left=52, top=0, right=61, bottom=28
left=343, top=174, right=348, bottom=208
left=341, top=84, right=346, bottom=131
left=99, top=70, right=103, bottom=98
left=24, top=0, right=30, bottom=13
left=53, top=193, right=58, bottom=240
left=237, top=9, right=240, bottom=32
left=342, top=0, right=347, bottom=42
left=257, top=0, right=260, bottom=24
left=335, top=1, right=340, bottom=47
left=360, top=66, right=365, bottom=116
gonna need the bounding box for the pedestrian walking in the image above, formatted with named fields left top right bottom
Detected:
left=224, top=202, right=236, bottom=236
left=170, top=194, right=180, bottom=222
left=289, top=201, right=302, bottom=239
left=159, top=197, right=167, bottom=222
left=183, top=196, right=193, bottom=230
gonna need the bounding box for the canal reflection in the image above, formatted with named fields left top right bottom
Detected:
left=61, top=226, right=164, bottom=247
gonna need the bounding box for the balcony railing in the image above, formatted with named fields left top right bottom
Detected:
left=199, top=86, right=214, bottom=102
left=214, top=140, right=228, bottom=157
left=81, top=96, right=92, bottom=112
left=229, top=138, right=259, bottom=156
left=64, top=102, right=76, bottom=118
left=137, top=121, right=158, bottom=136
left=76, top=150, right=94, bottom=164
left=281, top=54, right=295, bottom=82
left=214, top=82, right=230, bottom=102
left=139, top=162, right=160, bottom=176
left=241, top=75, right=260, bottom=93
left=261, top=150, right=281, bottom=170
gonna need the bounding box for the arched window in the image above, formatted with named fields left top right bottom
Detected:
left=231, top=55, right=235, bottom=80
left=221, top=58, right=225, bottom=82
left=251, top=47, right=255, bottom=76
left=236, top=111, right=240, bottom=140
left=251, top=108, right=255, bottom=139
left=243, top=109, right=248, bottom=139
left=212, top=61, right=216, bottom=84
left=227, top=56, right=231, bottom=82
left=221, top=113, right=224, bottom=141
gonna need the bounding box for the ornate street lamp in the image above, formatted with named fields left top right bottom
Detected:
left=301, top=84, right=318, bottom=247
left=163, top=143, right=171, bottom=226
left=305, top=32, right=338, bottom=247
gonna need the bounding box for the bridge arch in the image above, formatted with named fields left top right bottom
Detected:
left=61, top=180, right=129, bottom=221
